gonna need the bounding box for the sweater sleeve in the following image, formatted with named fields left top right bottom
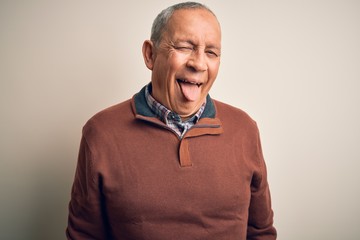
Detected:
left=247, top=127, right=277, bottom=239
left=66, top=135, right=109, bottom=239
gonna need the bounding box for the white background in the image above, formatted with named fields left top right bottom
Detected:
left=1, top=0, right=359, bottom=239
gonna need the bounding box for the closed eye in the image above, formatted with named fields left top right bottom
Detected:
left=206, top=50, right=219, bottom=57
left=174, top=46, right=193, bottom=51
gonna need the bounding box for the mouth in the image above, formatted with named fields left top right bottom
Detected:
left=176, top=78, right=203, bottom=102
left=177, top=78, right=202, bottom=87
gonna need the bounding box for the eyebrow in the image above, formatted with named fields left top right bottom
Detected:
left=174, top=40, right=221, bottom=51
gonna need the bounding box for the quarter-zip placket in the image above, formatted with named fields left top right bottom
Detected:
left=135, top=114, right=223, bottom=167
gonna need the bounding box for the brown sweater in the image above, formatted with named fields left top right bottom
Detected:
left=66, top=86, right=277, bottom=239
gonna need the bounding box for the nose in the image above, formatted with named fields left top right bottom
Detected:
left=186, top=50, right=208, bottom=72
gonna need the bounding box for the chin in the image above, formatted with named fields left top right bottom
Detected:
left=178, top=102, right=201, bottom=116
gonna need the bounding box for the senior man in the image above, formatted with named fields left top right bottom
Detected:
left=66, top=2, right=277, bottom=239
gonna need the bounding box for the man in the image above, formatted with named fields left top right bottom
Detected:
left=67, top=2, right=277, bottom=239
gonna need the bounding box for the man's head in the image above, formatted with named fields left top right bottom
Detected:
left=142, top=2, right=221, bottom=119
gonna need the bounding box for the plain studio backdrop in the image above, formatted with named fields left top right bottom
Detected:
left=1, top=0, right=359, bottom=239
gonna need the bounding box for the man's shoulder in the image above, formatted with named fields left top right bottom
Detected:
left=212, top=99, right=256, bottom=125
left=83, top=98, right=133, bottom=134
left=92, top=98, right=133, bottom=120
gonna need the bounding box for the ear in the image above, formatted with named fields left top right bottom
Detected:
left=142, top=40, right=156, bottom=70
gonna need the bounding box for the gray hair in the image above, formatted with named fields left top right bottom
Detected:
left=150, top=2, right=216, bottom=46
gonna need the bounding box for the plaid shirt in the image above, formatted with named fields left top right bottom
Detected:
left=145, top=84, right=206, bottom=138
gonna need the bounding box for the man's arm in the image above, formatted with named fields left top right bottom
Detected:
left=247, top=129, right=277, bottom=239
left=66, top=135, right=109, bottom=239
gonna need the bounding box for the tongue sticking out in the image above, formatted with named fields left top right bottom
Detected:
left=178, top=81, right=201, bottom=101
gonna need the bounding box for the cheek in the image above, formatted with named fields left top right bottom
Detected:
left=208, top=61, right=220, bottom=78
left=202, top=62, right=220, bottom=92
left=169, top=56, right=187, bottom=72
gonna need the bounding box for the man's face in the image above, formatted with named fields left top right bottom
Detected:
left=144, top=8, right=221, bottom=119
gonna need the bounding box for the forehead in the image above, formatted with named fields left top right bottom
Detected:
left=165, top=8, right=221, bottom=45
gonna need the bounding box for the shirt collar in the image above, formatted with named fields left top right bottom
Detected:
left=145, top=83, right=206, bottom=125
